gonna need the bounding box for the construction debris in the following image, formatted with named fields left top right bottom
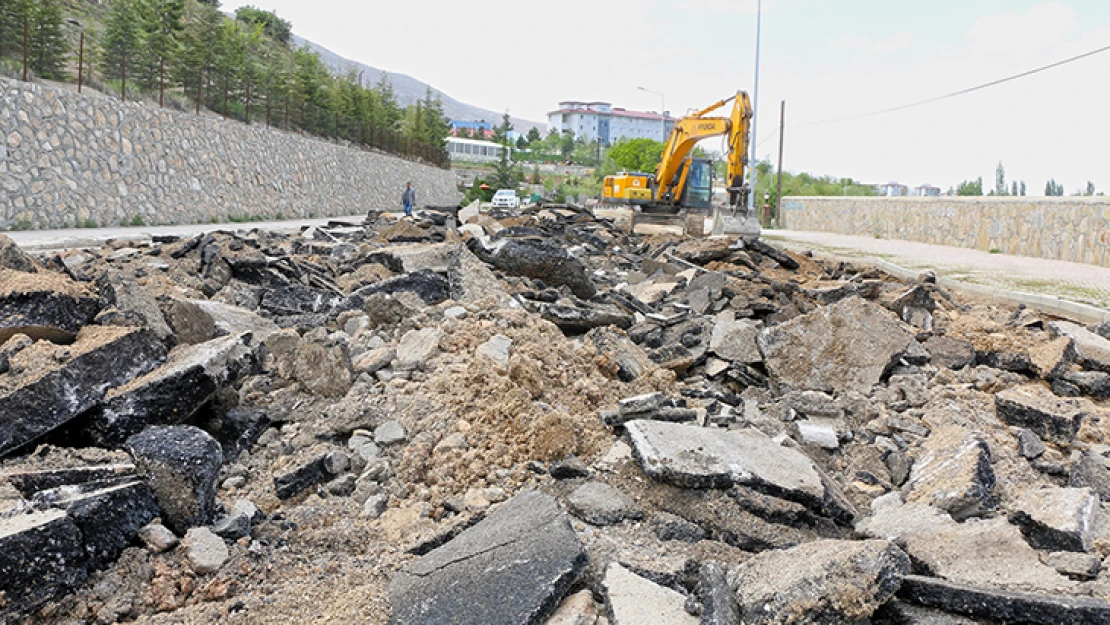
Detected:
left=3, top=205, right=1110, bottom=624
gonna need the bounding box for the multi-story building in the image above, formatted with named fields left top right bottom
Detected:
left=547, top=101, right=675, bottom=145
left=877, top=182, right=910, bottom=197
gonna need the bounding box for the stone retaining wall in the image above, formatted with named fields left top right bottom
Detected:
left=0, top=78, right=459, bottom=230
left=780, top=196, right=1110, bottom=267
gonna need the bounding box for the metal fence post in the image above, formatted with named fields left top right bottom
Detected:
left=77, top=32, right=85, bottom=93
left=22, top=15, right=29, bottom=81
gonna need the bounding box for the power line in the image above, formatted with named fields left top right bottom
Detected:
left=755, top=129, right=778, bottom=148
left=805, top=42, right=1110, bottom=126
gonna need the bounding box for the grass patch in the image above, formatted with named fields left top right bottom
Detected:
left=989, top=248, right=1002, bottom=254
left=228, top=215, right=266, bottom=223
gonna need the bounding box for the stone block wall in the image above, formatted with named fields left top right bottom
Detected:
left=780, top=196, right=1110, bottom=267
left=0, top=78, right=459, bottom=230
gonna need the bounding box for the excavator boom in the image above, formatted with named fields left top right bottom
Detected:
left=654, top=91, right=752, bottom=207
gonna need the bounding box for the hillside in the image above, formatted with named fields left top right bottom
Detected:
left=298, top=36, right=544, bottom=135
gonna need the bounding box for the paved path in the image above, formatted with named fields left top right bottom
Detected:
left=764, top=229, right=1110, bottom=312
left=5, top=215, right=368, bottom=251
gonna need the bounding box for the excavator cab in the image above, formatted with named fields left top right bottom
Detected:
left=676, top=158, right=714, bottom=210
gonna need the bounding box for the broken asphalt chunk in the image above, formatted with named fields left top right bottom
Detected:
left=728, top=539, right=909, bottom=625
left=0, top=268, right=100, bottom=343
left=127, top=425, right=224, bottom=534
left=897, top=574, right=1110, bottom=625
left=758, top=297, right=915, bottom=394
left=1010, top=487, right=1100, bottom=552
left=0, top=326, right=166, bottom=458
left=0, top=510, right=87, bottom=621
left=483, top=238, right=597, bottom=299
left=79, top=333, right=254, bottom=447
left=625, top=420, right=855, bottom=523
left=389, top=490, right=587, bottom=625
left=995, top=385, right=1088, bottom=444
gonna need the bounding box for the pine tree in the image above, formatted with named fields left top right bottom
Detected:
left=176, top=0, right=223, bottom=110
left=419, top=89, right=450, bottom=147
left=138, top=0, right=185, bottom=100
left=0, top=0, right=24, bottom=59
left=26, top=0, right=66, bottom=79
left=100, top=0, right=144, bottom=86
left=374, top=75, right=402, bottom=131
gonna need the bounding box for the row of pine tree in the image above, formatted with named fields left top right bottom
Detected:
left=0, top=0, right=450, bottom=164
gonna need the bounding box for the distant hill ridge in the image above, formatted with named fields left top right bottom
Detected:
left=296, top=36, right=544, bottom=135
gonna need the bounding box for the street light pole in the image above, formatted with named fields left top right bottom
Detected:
left=637, top=86, right=666, bottom=142
left=747, top=0, right=763, bottom=216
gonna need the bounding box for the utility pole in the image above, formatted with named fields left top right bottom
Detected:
left=775, top=100, right=785, bottom=229
left=747, top=0, right=763, bottom=217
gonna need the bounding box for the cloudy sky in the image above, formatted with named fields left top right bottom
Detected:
left=224, top=0, right=1110, bottom=195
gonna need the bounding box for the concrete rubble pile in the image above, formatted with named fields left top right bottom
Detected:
left=4, top=203, right=1110, bottom=623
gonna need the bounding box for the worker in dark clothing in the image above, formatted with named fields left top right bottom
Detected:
left=401, top=182, right=416, bottom=217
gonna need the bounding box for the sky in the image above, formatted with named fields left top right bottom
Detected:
left=222, top=0, right=1110, bottom=195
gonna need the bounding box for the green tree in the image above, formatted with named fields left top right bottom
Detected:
left=0, top=0, right=30, bottom=61
left=526, top=126, right=541, bottom=144
left=1086, top=181, right=1097, bottom=196
left=1020, top=181, right=1026, bottom=196
left=27, top=0, right=66, bottom=80
left=234, top=5, right=290, bottom=45
left=212, top=18, right=246, bottom=115
left=957, top=178, right=983, bottom=196
left=607, top=137, right=664, bottom=172
left=1045, top=179, right=1064, bottom=196
left=491, top=111, right=513, bottom=145
left=1011, top=180, right=1018, bottom=197
left=373, top=75, right=402, bottom=130
left=176, top=0, right=222, bottom=109
left=994, top=161, right=1007, bottom=196
left=100, top=0, right=145, bottom=85
left=416, top=88, right=450, bottom=147
left=138, top=0, right=185, bottom=99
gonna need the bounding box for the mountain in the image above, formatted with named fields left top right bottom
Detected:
left=296, top=36, right=544, bottom=135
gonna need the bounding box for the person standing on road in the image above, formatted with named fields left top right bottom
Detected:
left=401, top=182, right=416, bottom=217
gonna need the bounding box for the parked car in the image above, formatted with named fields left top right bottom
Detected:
left=491, top=189, right=520, bottom=209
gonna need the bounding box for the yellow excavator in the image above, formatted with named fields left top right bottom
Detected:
left=602, top=91, right=755, bottom=235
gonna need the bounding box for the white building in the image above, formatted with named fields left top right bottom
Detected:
left=445, top=137, right=510, bottom=163
left=547, top=101, right=675, bottom=145
left=877, top=182, right=909, bottom=197
left=915, top=184, right=941, bottom=197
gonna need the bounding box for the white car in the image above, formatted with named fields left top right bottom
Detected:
left=490, top=189, right=520, bottom=209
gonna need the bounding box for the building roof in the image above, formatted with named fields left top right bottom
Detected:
left=445, top=137, right=508, bottom=148
left=547, top=106, right=675, bottom=121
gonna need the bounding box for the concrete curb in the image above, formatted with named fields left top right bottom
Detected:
left=767, top=240, right=1110, bottom=326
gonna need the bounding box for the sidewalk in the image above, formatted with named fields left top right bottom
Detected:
left=4, top=215, right=368, bottom=251
left=764, top=229, right=1110, bottom=316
